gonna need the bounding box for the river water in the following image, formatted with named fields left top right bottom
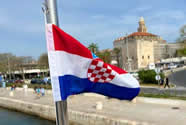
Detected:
left=0, top=108, right=55, bottom=125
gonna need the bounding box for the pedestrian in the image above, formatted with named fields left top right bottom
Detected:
left=43, top=77, right=48, bottom=84
left=160, top=78, right=164, bottom=86
left=164, top=77, right=170, bottom=88
left=14, top=85, right=16, bottom=90
left=11, top=85, right=13, bottom=91
left=36, top=87, right=41, bottom=97
left=41, top=87, right=45, bottom=96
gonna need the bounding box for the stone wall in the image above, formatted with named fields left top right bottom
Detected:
left=137, top=39, right=155, bottom=69
left=121, top=38, right=138, bottom=71
left=0, top=96, right=148, bottom=125
left=140, top=87, right=186, bottom=97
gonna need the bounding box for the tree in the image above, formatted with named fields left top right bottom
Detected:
left=0, top=53, right=34, bottom=80
left=88, top=43, right=98, bottom=53
left=113, top=48, right=121, bottom=68
left=138, top=70, right=164, bottom=84
left=175, top=25, right=186, bottom=57
left=0, top=53, right=16, bottom=74
left=177, top=25, right=186, bottom=43
left=176, top=48, right=186, bottom=57
left=38, top=53, right=49, bottom=69
left=96, top=50, right=111, bottom=63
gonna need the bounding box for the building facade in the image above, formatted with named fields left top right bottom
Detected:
left=113, top=17, right=183, bottom=71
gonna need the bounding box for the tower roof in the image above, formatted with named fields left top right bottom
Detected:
left=139, top=16, right=144, bottom=22
left=127, top=32, right=156, bottom=37
left=114, top=32, right=157, bottom=42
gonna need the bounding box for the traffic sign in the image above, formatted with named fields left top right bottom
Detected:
left=155, top=75, right=161, bottom=81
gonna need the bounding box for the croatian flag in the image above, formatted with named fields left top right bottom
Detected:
left=46, top=24, right=140, bottom=101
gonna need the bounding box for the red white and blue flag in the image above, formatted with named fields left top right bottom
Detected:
left=46, top=24, right=140, bottom=101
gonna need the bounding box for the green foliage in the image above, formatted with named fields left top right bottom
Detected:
left=139, top=92, right=186, bottom=101
left=38, top=53, right=49, bottom=69
left=138, top=70, right=165, bottom=84
left=159, top=72, right=165, bottom=80
left=176, top=48, right=186, bottom=57
left=28, top=84, right=52, bottom=90
left=88, top=43, right=98, bottom=53
left=6, top=83, right=24, bottom=88
left=5, top=83, right=52, bottom=89
left=176, top=25, right=186, bottom=43
left=96, top=50, right=111, bottom=63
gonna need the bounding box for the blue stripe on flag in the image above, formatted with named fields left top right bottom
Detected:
left=58, top=75, right=140, bottom=100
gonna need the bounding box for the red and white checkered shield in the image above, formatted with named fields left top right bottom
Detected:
left=87, top=59, right=116, bottom=83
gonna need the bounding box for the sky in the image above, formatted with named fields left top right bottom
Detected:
left=0, top=0, right=185, bottom=59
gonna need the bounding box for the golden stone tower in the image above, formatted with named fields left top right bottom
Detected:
left=138, top=17, right=147, bottom=32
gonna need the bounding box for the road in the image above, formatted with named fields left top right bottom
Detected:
left=169, top=69, right=186, bottom=88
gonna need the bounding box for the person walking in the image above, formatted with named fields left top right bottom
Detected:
left=41, top=87, right=45, bottom=96
left=164, top=77, right=170, bottom=88
left=160, top=78, right=164, bottom=85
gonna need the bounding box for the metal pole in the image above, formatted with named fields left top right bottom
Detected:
left=42, top=1, right=69, bottom=125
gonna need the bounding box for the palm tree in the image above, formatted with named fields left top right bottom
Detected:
left=88, top=43, right=98, bottom=53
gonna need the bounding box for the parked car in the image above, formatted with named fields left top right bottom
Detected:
left=177, top=64, right=184, bottom=68
left=168, top=63, right=177, bottom=69
left=30, top=79, right=45, bottom=84
left=14, top=79, right=24, bottom=83
left=5, top=79, right=15, bottom=84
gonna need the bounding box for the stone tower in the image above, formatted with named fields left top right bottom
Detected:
left=138, top=17, right=147, bottom=32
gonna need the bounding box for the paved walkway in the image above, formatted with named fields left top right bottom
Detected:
left=0, top=88, right=186, bottom=125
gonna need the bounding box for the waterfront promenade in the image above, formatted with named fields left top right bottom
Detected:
left=0, top=88, right=186, bottom=125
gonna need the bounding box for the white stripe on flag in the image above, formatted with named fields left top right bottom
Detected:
left=48, top=51, right=92, bottom=78
left=111, top=73, right=139, bottom=88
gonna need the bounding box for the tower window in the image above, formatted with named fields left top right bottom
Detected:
left=148, top=56, right=150, bottom=59
left=142, top=56, right=144, bottom=59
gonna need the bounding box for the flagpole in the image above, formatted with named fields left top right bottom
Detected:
left=42, top=0, right=69, bottom=125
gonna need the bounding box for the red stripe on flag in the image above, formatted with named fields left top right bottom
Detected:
left=52, top=24, right=93, bottom=59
